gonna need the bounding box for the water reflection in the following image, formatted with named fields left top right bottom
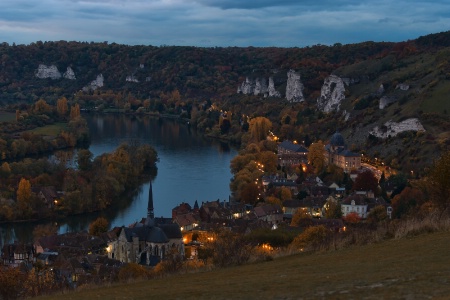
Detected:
left=0, top=114, right=237, bottom=245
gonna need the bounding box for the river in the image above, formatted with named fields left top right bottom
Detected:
left=0, top=114, right=237, bottom=245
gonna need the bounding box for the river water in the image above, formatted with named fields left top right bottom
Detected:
left=0, top=114, right=237, bottom=244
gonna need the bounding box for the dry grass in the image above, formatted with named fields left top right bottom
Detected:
left=41, top=224, right=450, bottom=299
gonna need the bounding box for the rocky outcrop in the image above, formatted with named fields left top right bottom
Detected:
left=396, top=83, right=410, bottom=91
left=237, top=77, right=254, bottom=95
left=254, top=78, right=268, bottom=96
left=82, top=74, right=104, bottom=92
left=268, top=77, right=281, bottom=97
left=379, top=96, right=397, bottom=109
left=317, top=75, right=346, bottom=113
left=285, top=70, right=304, bottom=102
left=126, top=75, right=139, bottom=83
left=375, top=84, right=385, bottom=96
left=370, top=118, right=425, bottom=139
left=63, top=67, right=76, bottom=80
left=35, top=64, right=62, bottom=79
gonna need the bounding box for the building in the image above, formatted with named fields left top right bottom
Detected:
left=277, top=140, right=308, bottom=167
left=324, top=131, right=361, bottom=172
left=107, top=184, right=184, bottom=266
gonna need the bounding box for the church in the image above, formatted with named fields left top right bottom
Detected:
left=324, top=131, right=361, bottom=173
left=107, top=184, right=184, bottom=266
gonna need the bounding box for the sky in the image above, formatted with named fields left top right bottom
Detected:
left=0, top=0, right=449, bottom=47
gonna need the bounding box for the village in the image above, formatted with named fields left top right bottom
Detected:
left=0, top=130, right=402, bottom=290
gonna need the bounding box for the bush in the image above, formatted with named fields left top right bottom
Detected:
left=291, top=225, right=331, bottom=251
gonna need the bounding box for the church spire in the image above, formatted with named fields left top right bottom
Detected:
left=145, top=182, right=155, bottom=227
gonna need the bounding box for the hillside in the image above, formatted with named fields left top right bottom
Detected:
left=1, top=31, right=450, bottom=173
left=40, top=231, right=450, bottom=299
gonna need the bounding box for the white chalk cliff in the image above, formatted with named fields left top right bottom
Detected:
left=63, top=67, right=76, bottom=80
left=370, top=118, right=425, bottom=138
left=285, top=70, right=304, bottom=102
left=83, top=74, right=104, bottom=92
left=317, top=75, right=346, bottom=113
left=254, top=78, right=268, bottom=96
left=126, top=75, right=139, bottom=83
left=35, top=64, right=62, bottom=79
left=268, top=77, right=281, bottom=97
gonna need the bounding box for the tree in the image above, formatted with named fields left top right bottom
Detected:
left=324, top=199, right=342, bottom=219
left=367, top=205, right=388, bottom=224
left=33, top=224, right=58, bottom=242
left=56, top=96, right=68, bottom=117
left=17, top=177, right=32, bottom=218
left=89, top=217, right=109, bottom=236
left=248, top=117, right=272, bottom=142
left=279, top=186, right=292, bottom=201
left=291, top=208, right=311, bottom=226
left=240, top=182, right=259, bottom=205
left=118, top=263, right=150, bottom=281
left=76, top=149, right=93, bottom=171
left=307, top=141, right=325, bottom=174
left=352, top=169, right=379, bottom=193
left=427, top=150, right=450, bottom=213
left=391, top=187, right=425, bottom=218
left=343, top=212, right=361, bottom=224
left=0, top=266, right=26, bottom=300
left=69, top=103, right=81, bottom=120
left=291, top=225, right=330, bottom=251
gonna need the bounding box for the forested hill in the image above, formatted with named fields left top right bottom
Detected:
left=1, top=31, right=450, bottom=174
left=0, top=30, right=448, bottom=105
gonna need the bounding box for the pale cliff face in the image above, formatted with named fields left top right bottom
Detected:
left=35, top=64, right=62, bottom=79
left=82, top=74, right=104, bottom=92
left=285, top=70, right=304, bottom=103
left=370, top=118, right=425, bottom=138
left=317, top=75, right=346, bottom=113
left=63, top=67, right=76, bottom=80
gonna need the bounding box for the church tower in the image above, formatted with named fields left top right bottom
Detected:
left=145, top=182, right=155, bottom=227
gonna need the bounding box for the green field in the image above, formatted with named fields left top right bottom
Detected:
left=41, top=231, right=450, bottom=299
left=27, top=123, right=67, bottom=136
left=0, top=111, right=16, bottom=122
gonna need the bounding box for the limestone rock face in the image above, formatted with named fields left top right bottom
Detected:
left=238, top=77, right=254, bottom=95
left=370, top=118, right=425, bottom=138
left=317, top=75, right=346, bottom=113
left=379, top=96, right=397, bottom=109
left=254, top=78, right=268, bottom=96
left=126, top=75, right=139, bottom=83
left=83, top=74, right=104, bottom=92
left=35, top=64, right=61, bottom=79
left=268, top=77, right=281, bottom=97
left=285, top=70, right=304, bottom=102
left=375, top=84, right=385, bottom=96
left=63, top=67, right=76, bottom=80
left=396, top=83, right=410, bottom=91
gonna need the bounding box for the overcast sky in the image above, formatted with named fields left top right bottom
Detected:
left=0, top=0, right=448, bottom=47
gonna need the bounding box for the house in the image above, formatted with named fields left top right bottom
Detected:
left=277, top=140, right=308, bottom=167
left=341, top=194, right=368, bottom=218
left=1, top=242, right=35, bottom=267
left=32, top=186, right=62, bottom=209
left=174, top=213, right=200, bottom=232
left=172, top=202, right=192, bottom=219
left=107, top=184, right=184, bottom=266
left=253, top=204, right=283, bottom=225
left=324, top=131, right=361, bottom=173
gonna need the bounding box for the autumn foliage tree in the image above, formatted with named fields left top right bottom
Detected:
left=56, top=96, right=68, bottom=117
left=427, top=150, right=450, bottom=214
left=17, top=177, right=32, bottom=218
left=248, top=117, right=272, bottom=142
left=307, top=141, right=325, bottom=174
left=89, top=217, right=109, bottom=236
left=352, top=169, right=379, bottom=193
left=391, top=187, right=426, bottom=218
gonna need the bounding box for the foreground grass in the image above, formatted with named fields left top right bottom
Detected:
left=42, top=231, right=450, bottom=299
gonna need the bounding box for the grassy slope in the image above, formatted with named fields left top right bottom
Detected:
left=42, top=231, right=450, bottom=299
